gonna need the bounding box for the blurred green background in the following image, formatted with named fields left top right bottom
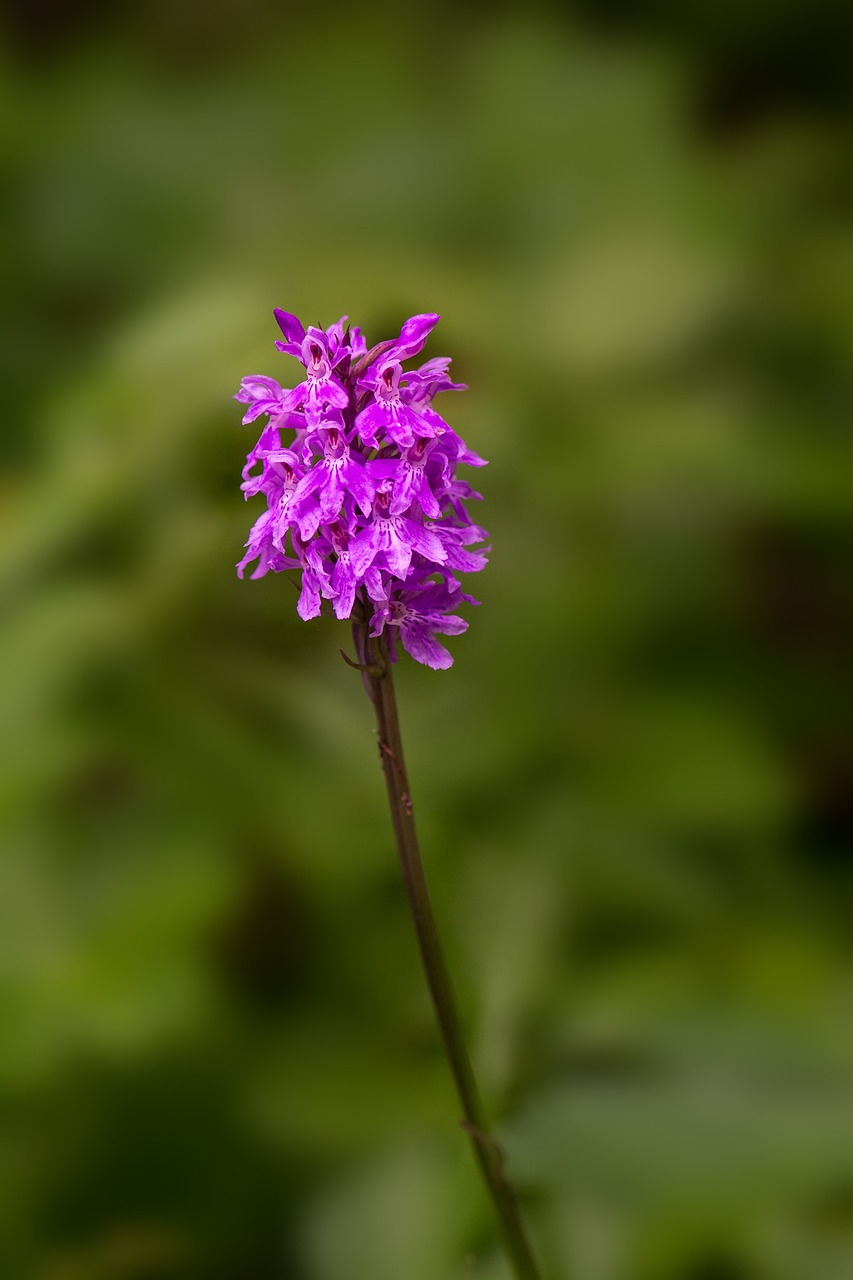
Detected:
left=2, top=2, right=852, bottom=1277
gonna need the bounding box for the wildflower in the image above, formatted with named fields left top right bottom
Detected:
left=288, top=417, right=374, bottom=540
left=370, top=578, right=478, bottom=670
left=234, top=310, right=487, bottom=668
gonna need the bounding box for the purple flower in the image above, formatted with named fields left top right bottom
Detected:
left=237, top=507, right=298, bottom=580
left=402, top=357, right=468, bottom=414
left=288, top=418, right=374, bottom=540
left=282, top=335, right=349, bottom=424
left=370, top=578, right=477, bottom=670
left=234, top=374, right=289, bottom=425
left=234, top=309, right=488, bottom=668
left=354, top=313, right=451, bottom=449
left=323, top=520, right=384, bottom=620
left=349, top=479, right=446, bottom=580
left=369, top=446, right=444, bottom=520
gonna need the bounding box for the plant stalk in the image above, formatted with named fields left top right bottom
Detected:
left=352, top=622, right=543, bottom=1280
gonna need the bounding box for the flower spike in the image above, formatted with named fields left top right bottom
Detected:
left=234, top=309, right=486, bottom=668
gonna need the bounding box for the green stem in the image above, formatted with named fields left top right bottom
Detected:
left=352, top=623, right=543, bottom=1280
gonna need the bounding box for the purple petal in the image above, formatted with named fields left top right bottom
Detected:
left=274, top=309, right=306, bottom=345
left=331, top=555, right=358, bottom=619
left=378, top=522, right=413, bottom=579
left=400, top=620, right=455, bottom=669
left=404, top=520, right=446, bottom=565
left=390, top=465, right=441, bottom=519
left=430, top=612, right=469, bottom=637
left=341, top=457, right=375, bottom=515
left=393, top=313, right=440, bottom=360
left=297, top=572, right=322, bottom=620
left=349, top=525, right=380, bottom=577
left=317, top=463, right=345, bottom=522
left=355, top=401, right=396, bottom=448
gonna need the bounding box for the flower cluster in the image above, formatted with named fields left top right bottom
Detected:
left=234, top=311, right=488, bottom=669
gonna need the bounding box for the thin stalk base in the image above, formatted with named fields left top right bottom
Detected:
left=352, top=622, right=543, bottom=1280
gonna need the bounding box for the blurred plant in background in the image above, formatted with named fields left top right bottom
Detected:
left=1, top=2, right=851, bottom=1278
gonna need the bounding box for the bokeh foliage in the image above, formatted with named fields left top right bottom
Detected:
left=1, top=2, right=851, bottom=1277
